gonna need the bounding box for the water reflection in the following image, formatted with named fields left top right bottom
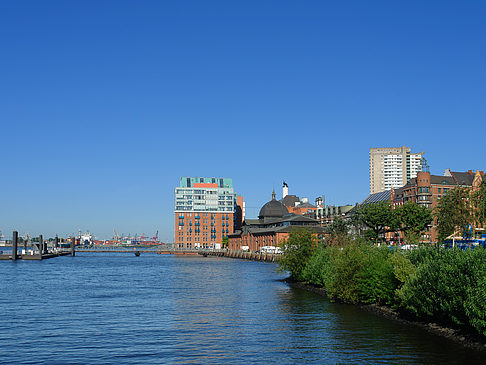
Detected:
left=0, top=254, right=484, bottom=364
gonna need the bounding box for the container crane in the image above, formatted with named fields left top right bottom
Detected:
left=113, top=228, right=119, bottom=243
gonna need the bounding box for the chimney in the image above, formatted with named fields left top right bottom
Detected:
left=283, top=181, right=288, bottom=198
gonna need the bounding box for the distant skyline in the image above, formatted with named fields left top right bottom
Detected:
left=1, top=1, right=485, bottom=241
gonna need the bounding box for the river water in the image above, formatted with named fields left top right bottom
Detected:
left=0, top=253, right=484, bottom=364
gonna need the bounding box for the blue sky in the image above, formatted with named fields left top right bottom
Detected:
left=1, top=1, right=485, bottom=241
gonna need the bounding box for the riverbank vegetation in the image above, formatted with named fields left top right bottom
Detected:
left=279, top=230, right=486, bottom=337
left=279, top=185, right=486, bottom=338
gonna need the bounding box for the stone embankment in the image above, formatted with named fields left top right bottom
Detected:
left=198, top=249, right=281, bottom=262
left=288, top=279, right=486, bottom=352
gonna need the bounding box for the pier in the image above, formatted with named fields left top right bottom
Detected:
left=0, top=231, right=75, bottom=261
left=0, top=251, right=73, bottom=261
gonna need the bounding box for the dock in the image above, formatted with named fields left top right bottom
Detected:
left=0, top=251, right=72, bottom=261
left=1, top=231, right=75, bottom=261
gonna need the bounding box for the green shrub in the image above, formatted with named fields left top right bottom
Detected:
left=463, top=248, right=486, bottom=335
left=398, top=248, right=482, bottom=326
left=303, top=241, right=399, bottom=305
left=301, top=245, right=333, bottom=287
left=294, top=233, right=486, bottom=338
left=465, top=276, right=486, bottom=336
left=279, top=229, right=317, bottom=281
left=325, top=243, right=365, bottom=304
left=390, top=251, right=416, bottom=287
left=357, top=246, right=397, bottom=305
left=405, top=246, right=439, bottom=266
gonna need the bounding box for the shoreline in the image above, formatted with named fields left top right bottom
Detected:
left=286, top=279, right=486, bottom=352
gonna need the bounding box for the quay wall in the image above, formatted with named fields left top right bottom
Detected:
left=199, top=249, right=280, bottom=262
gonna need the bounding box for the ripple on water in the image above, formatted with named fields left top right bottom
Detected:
left=0, top=253, right=484, bottom=364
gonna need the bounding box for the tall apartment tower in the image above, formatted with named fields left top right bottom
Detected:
left=174, top=177, right=244, bottom=249
left=369, top=147, right=424, bottom=194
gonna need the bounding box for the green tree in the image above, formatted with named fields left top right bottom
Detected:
left=435, top=187, right=472, bottom=243
left=222, top=237, right=229, bottom=248
left=278, top=228, right=317, bottom=281
left=396, top=201, right=433, bottom=243
left=356, top=201, right=399, bottom=243
left=325, top=217, right=349, bottom=246
left=473, top=182, right=486, bottom=228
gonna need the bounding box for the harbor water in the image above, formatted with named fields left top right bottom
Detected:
left=0, top=253, right=484, bottom=364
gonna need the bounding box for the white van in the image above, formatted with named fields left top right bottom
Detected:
left=259, top=246, right=283, bottom=254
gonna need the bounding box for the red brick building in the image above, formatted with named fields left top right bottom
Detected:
left=175, top=177, right=243, bottom=249
left=280, top=182, right=318, bottom=216
left=401, top=170, right=483, bottom=242
left=228, top=191, right=325, bottom=252
left=360, top=170, right=484, bottom=243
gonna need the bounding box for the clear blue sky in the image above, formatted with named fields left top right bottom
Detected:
left=1, top=1, right=485, bottom=241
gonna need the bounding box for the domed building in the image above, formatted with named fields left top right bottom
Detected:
left=228, top=190, right=325, bottom=252
left=258, top=191, right=289, bottom=221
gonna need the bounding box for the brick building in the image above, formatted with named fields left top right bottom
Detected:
left=228, top=191, right=325, bottom=251
left=401, top=170, right=483, bottom=242
left=280, top=181, right=318, bottom=216
left=358, top=169, right=484, bottom=243
left=174, top=177, right=243, bottom=249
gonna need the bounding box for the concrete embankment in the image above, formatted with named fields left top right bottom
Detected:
left=198, top=249, right=281, bottom=262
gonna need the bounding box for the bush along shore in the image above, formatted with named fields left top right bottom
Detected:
left=278, top=229, right=486, bottom=349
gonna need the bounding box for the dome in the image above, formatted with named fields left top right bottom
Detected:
left=258, top=191, right=289, bottom=219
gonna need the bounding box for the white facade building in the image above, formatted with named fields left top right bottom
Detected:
left=370, top=147, right=424, bottom=194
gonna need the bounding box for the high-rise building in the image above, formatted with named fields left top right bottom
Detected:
left=369, top=147, right=424, bottom=194
left=174, top=177, right=243, bottom=249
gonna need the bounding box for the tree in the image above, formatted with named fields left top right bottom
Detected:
left=356, top=201, right=400, bottom=243
left=222, top=237, right=229, bottom=249
left=325, top=217, right=349, bottom=246
left=396, top=201, right=433, bottom=243
left=473, top=182, right=486, bottom=228
left=435, top=187, right=472, bottom=243
left=278, top=228, right=317, bottom=281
